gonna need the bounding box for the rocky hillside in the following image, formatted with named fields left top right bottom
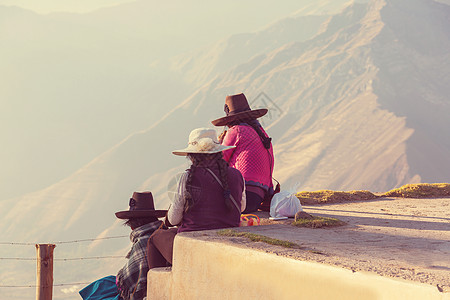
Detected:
left=1, top=0, right=449, bottom=298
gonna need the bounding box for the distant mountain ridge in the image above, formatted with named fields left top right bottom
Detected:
left=170, top=15, right=330, bottom=87
left=2, top=0, right=448, bottom=249
left=0, top=0, right=353, bottom=201
left=1, top=0, right=449, bottom=299
left=373, top=0, right=450, bottom=183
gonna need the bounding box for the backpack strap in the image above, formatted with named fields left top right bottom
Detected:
left=205, top=168, right=241, bottom=215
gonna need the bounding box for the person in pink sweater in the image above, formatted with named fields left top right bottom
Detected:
left=212, top=93, right=276, bottom=213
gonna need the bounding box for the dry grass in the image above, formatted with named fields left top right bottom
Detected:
left=292, top=216, right=346, bottom=228
left=381, top=183, right=450, bottom=198
left=296, top=190, right=378, bottom=205
left=217, top=229, right=300, bottom=248
left=296, top=183, right=450, bottom=205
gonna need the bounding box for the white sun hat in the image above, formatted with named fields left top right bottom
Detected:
left=172, top=128, right=235, bottom=156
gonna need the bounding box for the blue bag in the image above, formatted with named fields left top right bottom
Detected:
left=79, top=275, right=121, bottom=300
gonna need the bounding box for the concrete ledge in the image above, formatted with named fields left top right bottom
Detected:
left=148, top=198, right=449, bottom=299
left=147, top=267, right=172, bottom=299
left=148, top=233, right=448, bottom=300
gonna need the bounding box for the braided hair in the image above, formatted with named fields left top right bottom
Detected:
left=216, top=154, right=233, bottom=212
left=228, top=118, right=272, bottom=149
left=184, top=152, right=233, bottom=212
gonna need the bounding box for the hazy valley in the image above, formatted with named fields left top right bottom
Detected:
left=1, top=0, right=449, bottom=299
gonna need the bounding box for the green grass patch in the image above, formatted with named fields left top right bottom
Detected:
left=217, top=229, right=300, bottom=248
left=292, top=216, right=346, bottom=228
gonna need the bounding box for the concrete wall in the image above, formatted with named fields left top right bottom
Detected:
left=148, top=233, right=449, bottom=300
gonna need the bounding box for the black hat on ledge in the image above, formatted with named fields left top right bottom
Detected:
left=115, top=191, right=166, bottom=219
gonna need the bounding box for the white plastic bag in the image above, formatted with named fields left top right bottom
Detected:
left=270, top=190, right=302, bottom=218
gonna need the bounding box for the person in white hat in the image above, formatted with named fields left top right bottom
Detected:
left=147, top=128, right=246, bottom=269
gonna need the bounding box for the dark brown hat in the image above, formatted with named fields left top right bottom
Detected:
left=115, top=191, right=167, bottom=219
left=211, top=93, right=268, bottom=126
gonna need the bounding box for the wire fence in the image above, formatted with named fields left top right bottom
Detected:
left=0, top=235, right=129, bottom=289
left=0, top=283, right=92, bottom=288
left=0, top=255, right=125, bottom=261
left=0, top=235, right=128, bottom=246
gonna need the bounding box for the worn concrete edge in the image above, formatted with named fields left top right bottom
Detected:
left=148, top=233, right=449, bottom=300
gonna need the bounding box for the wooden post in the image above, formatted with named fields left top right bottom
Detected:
left=36, top=244, right=56, bottom=300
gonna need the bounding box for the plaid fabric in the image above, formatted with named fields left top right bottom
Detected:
left=116, top=220, right=162, bottom=300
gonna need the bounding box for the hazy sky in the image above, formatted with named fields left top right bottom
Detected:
left=0, top=0, right=136, bottom=13
left=0, top=0, right=330, bottom=15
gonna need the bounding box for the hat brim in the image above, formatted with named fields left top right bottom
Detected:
left=115, top=209, right=167, bottom=219
left=172, top=145, right=235, bottom=156
left=211, top=108, right=268, bottom=126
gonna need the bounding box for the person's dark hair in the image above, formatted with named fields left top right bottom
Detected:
left=123, top=217, right=158, bottom=229
left=185, top=152, right=233, bottom=212
left=228, top=118, right=272, bottom=149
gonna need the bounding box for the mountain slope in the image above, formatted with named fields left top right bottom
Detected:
left=372, top=0, right=450, bottom=183
left=4, top=0, right=447, bottom=244
left=0, top=4, right=192, bottom=200
left=170, top=15, right=330, bottom=87
left=1, top=0, right=450, bottom=298
left=0, top=0, right=353, bottom=201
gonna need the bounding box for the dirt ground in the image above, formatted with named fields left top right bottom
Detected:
left=191, top=197, right=450, bottom=292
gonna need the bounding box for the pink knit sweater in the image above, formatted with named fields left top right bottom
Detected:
left=222, top=124, right=274, bottom=192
